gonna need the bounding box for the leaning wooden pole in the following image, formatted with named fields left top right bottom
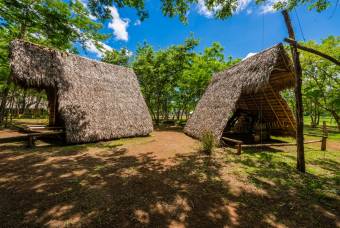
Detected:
left=284, top=38, right=340, bottom=66
left=282, top=10, right=305, bottom=173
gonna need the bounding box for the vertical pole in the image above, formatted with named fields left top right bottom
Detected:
left=321, top=121, right=327, bottom=151
left=282, top=10, right=305, bottom=173
left=237, top=143, right=242, bottom=155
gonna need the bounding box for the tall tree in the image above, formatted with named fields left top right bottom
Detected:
left=133, top=37, right=199, bottom=124
left=301, top=36, right=340, bottom=130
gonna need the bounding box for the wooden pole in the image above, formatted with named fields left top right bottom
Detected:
left=237, top=143, right=242, bottom=155
left=321, top=121, right=327, bottom=151
left=282, top=10, right=305, bottom=173
left=284, top=38, right=340, bottom=66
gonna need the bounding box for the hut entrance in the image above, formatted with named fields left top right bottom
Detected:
left=46, top=88, right=63, bottom=127
left=223, top=109, right=270, bottom=144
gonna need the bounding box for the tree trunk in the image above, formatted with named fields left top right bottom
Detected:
left=0, top=22, right=27, bottom=125
left=0, top=81, right=11, bottom=125
left=330, top=110, right=340, bottom=131
left=20, top=89, right=27, bottom=114
left=282, top=10, right=305, bottom=173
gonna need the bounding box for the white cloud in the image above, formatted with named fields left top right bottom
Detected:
left=259, top=0, right=287, bottom=14
left=235, top=0, right=252, bottom=13
left=125, top=49, right=133, bottom=57
left=134, top=19, right=142, bottom=26
left=88, top=14, right=97, bottom=20
left=197, top=0, right=215, bottom=18
left=84, top=40, right=113, bottom=58
left=246, top=8, right=253, bottom=14
left=108, top=6, right=129, bottom=41
left=243, top=52, right=257, bottom=60
left=197, top=0, right=252, bottom=17
left=74, top=0, right=97, bottom=20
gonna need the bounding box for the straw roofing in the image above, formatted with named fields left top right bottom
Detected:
left=10, top=40, right=153, bottom=143
left=184, top=43, right=296, bottom=142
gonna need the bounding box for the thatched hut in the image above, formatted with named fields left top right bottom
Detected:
left=184, top=43, right=296, bottom=144
left=10, top=40, right=153, bottom=144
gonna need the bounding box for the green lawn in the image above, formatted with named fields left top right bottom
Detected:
left=304, top=115, right=338, bottom=128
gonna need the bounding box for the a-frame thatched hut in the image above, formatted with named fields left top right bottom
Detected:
left=10, top=40, right=153, bottom=144
left=184, top=43, right=296, bottom=143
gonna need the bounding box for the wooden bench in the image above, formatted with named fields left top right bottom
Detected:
left=0, top=131, right=64, bottom=148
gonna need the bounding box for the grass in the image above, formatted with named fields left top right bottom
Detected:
left=0, top=119, right=338, bottom=227
left=304, top=116, right=338, bottom=128
left=221, top=142, right=339, bottom=225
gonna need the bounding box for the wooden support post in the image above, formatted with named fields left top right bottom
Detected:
left=321, top=121, right=328, bottom=151
left=237, top=143, right=242, bottom=155
left=282, top=10, right=305, bottom=173
left=27, top=136, right=36, bottom=148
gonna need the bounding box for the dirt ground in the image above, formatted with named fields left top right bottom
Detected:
left=0, top=129, right=339, bottom=227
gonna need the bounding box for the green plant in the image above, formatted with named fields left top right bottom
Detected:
left=201, top=131, right=215, bottom=155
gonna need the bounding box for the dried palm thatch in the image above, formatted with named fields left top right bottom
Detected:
left=10, top=40, right=153, bottom=144
left=184, top=43, right=296, bottom=142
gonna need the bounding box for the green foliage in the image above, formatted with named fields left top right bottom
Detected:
left=132, top=36, right=199, bottom=122
left=300, top=36, right=340, bottom=129
left=0, top=0, right=109, bottom=123
left=101, top=48, right=130, bottom=66
left=200, top=131, right=215, bottom=155
left=88, top=0, right=148, bottom=21
left=132, top=36, right=239, bottom=123
left=87, top=0, right=334, bottom=23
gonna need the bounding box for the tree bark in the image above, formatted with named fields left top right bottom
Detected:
left=330, top=110, right=340, bottom=131
left=282, top=10, right=305, bottom=173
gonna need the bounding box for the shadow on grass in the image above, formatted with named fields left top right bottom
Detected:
left=0, top=143, right=338, bottom=227
left=229, top=150, right=339, bottom=225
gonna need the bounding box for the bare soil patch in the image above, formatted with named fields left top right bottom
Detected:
left=0, top=129, right=339, bottom=227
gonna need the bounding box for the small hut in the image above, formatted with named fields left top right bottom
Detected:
left=184, top=43, right=296, bottom=144
left=10, top=40, right=153, bottom=144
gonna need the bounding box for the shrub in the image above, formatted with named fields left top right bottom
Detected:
left=201, top=131, right=215, bottom=155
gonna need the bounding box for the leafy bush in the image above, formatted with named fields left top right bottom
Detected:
left=201, top=131, right=215, bottom=155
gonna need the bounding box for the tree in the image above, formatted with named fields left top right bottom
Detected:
left=174, top=43, right=239, bottom=120
left=133, top=37, right=199, bottom=124
left=0, top=0, right=107, bottom=124
left=132, top=37, right=239, bottom=124
left=101, top=48, right=131, bottom=66
left=88, top=0, right=333, bottom=23
left=300, top=36, right=340, bottom=130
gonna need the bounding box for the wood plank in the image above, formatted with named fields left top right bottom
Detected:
left=0, top=131, right=64, bottom=143
left=221, top=137, right=243, bottom=144
left=242, top=140, right=322, bottom=148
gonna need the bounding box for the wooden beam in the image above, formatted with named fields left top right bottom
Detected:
left=284, top=38, right=340, bottom=66
left=262, top=90, right=283, bottom=128
left=222, top=137, right=243, bottom=155
left=242, top=140, right=322, bottom=148
left=221, top=137, right=243, bottom=144
left=0, top=131, right=64, bottom=144
left=269, top=85, right=296, bottom=131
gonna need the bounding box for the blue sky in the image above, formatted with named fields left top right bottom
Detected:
left=79, top=0, right=340, bottom=60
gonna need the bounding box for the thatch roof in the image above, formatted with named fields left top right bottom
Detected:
left=10, top=40, right=153, bottom=143
left=184, top=43, right=296, bottom=142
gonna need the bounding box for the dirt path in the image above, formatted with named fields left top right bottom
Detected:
left=0, top=130, right=338, bottom=227
left=122, top=131, right=199, bottom=160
